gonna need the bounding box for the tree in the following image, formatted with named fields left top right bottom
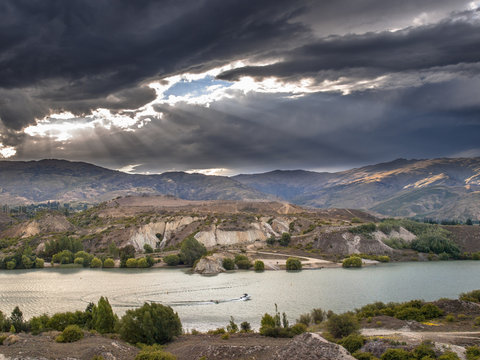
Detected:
left=126, top=258, right=138, bottom=268
left=144, top=244, right=154, bottom=253
left=222, top=258, right=235, bottom=270
left=179, top=237, right=206, bottom=266
left=103, top=258, right=115, bottom=268
left=119, top=303, right=182, bottom=345
left=163, top=254, right=180, bottom=266
left=10, top=306, right=24, bottom=333
left=90, top=257, right=102, bottom=268
left=286, top=257, right=302, bottom=270
left=254, top=260, right=265, bottom=271
left=92, top=297, right=116, bottom=334
left=279, top=233, right=291, bottom=247
left=120, top=245, right=136, bottom=267
left=342, top=256, right=362, bottom=268
left=466, top=219, right=474, bottom=226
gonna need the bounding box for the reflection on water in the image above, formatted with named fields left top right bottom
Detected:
left=0, top=261, right=479, bottom=330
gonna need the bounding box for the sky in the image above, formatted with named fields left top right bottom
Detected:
left=0, top=0, right=479, bottom=175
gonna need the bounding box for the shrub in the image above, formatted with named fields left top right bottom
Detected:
left=35, top=258, right=44, bottom=268
left=240, top=321, right=251, bottom=332
left=339, top=334, right=366, bottom=354
left=208, top=327, right=226, bottom=335
left=254, top=260, right=265, bottom=271
left=349, top=223, right=377, bottom=235
left=279, top=233, right=291, bottom=247
left=163, top=255, right=180, bottom=266
left=226, top=316, right=238, bottom=333
left=351, top=217, right=362, bottom=223
left=290, top=323, right=307, bottom=335
left=296, top=313, right=312, bottom=326
left=380, top=349, right=412, bottom=360
left=382, top=237, right=409, bottom=250
left=311, top=308, right=325, bottom=324
left=466, top=346, right=480, bottom=360
left=74, top=251, right=94, bottom=267
left=10, top=306, right=25, bottom=332
left=266, top=236, right=276, bottom=245
left=286, top=257, right=302, bottom=270
left=222, top=258, right=235, bottom=270
left=411, top=229, right=460, bottom=257
left=179, top=237, right=207, bottom=266
left=55, top=325, right=84, bottom=343
left=135, top=350, right=177, bottom=360
left=52, top=250, right=74, bottom=264
left=103, top=258, right=115, bottom=268
left=137, top=257, right=149, bottom=268
left=126, top=258, right=138, bottom=268
left=474, top=316, right=480, bottom=326
left=343, top=256, right=362, bottom=268
left=29, top=314, right=49, bottom=334
left=445, top=314, right=455, bottom=322
left=6, top=260, right=16, bottom=270
left=439, top=352, right=460, bottom=360
left=119, top=303, right=182, bottom=345
left=326, top=313, right=359, bottom=338
left=460, top=290, right=480, bottom=303
left=420, top=303, right=443, bottom=318
left=90, top=257, right=102, bottom=268
left=352, top=351, right=378, bottom=360
left=74, top=257, right=84, bottom=265
left=413, top=342, right=436, bottom=359
left=260, top=313, right=276, bottom=334
left=234, top=255, right=251, bottom=269
left=144, top=244, right=154, bottom=253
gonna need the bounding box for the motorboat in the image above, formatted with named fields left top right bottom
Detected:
left=240, top=293, right=251, bottom=301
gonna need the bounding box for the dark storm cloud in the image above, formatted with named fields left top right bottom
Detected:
left=218, top=12, right=480, bottom=82
left=14, top=80, right=480, bottom=173
left=0, top=0, right=308, bottom=130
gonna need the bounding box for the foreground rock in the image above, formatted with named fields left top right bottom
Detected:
left=272, top=333, right=356, bottom=360
left=0, top=332, right=138, bottom=360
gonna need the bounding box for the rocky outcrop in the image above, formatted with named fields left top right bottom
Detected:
left=193, top=255, right=226, bottom=274
left=373, top=227, right=416, bottom=244
left=273, top=333, right=356, bottom=360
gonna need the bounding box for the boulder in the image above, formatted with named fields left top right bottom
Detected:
left=3, top=334, right=20, bottom=346
left=193, top=256, right=225, bottom=275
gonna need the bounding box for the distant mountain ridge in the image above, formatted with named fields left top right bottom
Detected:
left=0, top=157, right=479, bottom=220
left=234, top=157, right=480, bottom=220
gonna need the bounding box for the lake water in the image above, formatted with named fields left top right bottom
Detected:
left=0, top=261, right=479, bottom=330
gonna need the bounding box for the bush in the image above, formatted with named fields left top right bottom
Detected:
left=260, top=313, right=276, bottom=334
left=103, top=258, right=115, bottom=268
left=382, top=237, right=409, bottom=250
left=137, top=257, right=149, bottom=268
left=144, top=244, right=154, bottom=253
left=74, top=257, right=84, bottom=265
left=466, top=346, right=480, bottom=360
left=290, top=322, right=307, bottom=335
left=460, top=290, right=480, bottom=302
left=439, top=352, right=460, bottom=360
left=119, top=303, right=182, bottom=345
left=413, top=342, right=436, bottom=359
left=279, top=233, right=291, bottom=247
left=52, top=250, right=74, bottom=264
left=208, top=327, right=226, bottom=335
left=445, top=314, right=455, bottom=322
left=352, top=351, right=378, bottom=360
left=135, top=350, right=177, bottom=360
left=240, top=321, right=251, bottom=332
left=179, top=237, right=207, bottom=266
left=234, top=255, right=251, bottom=269
left=343, top=256, right=362, bottom=268
left=221, top=333, right=230, bottom=340
left=311, top=308, right=325, bottom=324
left=339, top=334, right=366, bottom=354
left=30, top=314, right=49, bottom=334
left=380, top=349, right=412, bottom=360
left=266, top=236, right=276, bottom=245
left=126, top=258, right=138, bottom=268
left=55, top=325, right=84, bottom=343
left=296, top=313, right=312, bottom=326
left=254, top=260, right=265, bottom=271
left=411, top=229, right=460, bottom=257
left=326, top=313, right=359, bottom=338
left=222, top=258, right=235, bottom=270
left=163, top=254, right=180, bottom=266
left=286, top=257, right=302, bottom=270
left=226, top=316, right=238, bottom=333
left=349, top=223, right=377, bottom=235
left=6, top=260, right=16, bottom=270
left=35, top=258, right=44, bottom=268
left=90, top=257, right=102, bottom=268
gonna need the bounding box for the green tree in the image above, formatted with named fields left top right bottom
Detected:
left=254, top=260, right=265, bottom=271
left=35, top=258, right=45, bottom=268
left=179, top=237, right=207, bottom=266
left=120, top=245, right=136, bottom=267
left=163, top=254, right=180, bottom=266
left=222, top=258, right=234, bottom=270
left=286, top=257, right=302, bottom=270
left=55, top=324, right=84, bottom=343
left=119, top=303, right=182, bottom=345
left=103, top=258, right=115, bottom=268
left=144, top=244, right=154, bottom=253
left=90, top=257, right=102, bottom=268
left=92, top=297, right=116, bottom=334
left=279, top=233, right=291, bottom=247
left=10, top=306, right=24, bottom=333
left=126, top=258, right=138, bottom=268
left=343, top=256, right=362, bottom=268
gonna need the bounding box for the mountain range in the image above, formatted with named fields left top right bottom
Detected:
left=1, top=157, right=479, bottom=220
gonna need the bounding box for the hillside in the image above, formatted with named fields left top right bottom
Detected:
left=234, top=158, right=480, bottom=220
left=0, top=159, right=268, bottom=204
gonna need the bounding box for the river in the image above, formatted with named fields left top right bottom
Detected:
left=0, top=261, right=479, bottom=330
